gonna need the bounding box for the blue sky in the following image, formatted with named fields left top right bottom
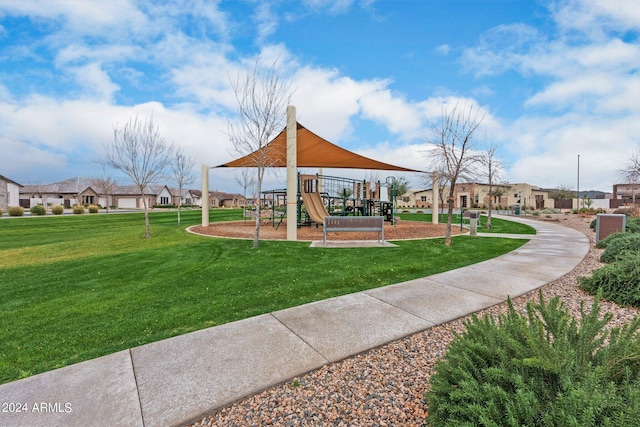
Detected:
left=1, top=0, right=639, bottom=193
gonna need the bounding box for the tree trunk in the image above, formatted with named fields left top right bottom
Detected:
left=143, top=197, right=150, bottom=238
left=445, top=193, right=454, bottom=247
left=253, top=202, right=260, bottom=248
left=487, top=191, right=493, bottom=230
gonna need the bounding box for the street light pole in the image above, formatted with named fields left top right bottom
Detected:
left=577, top=154, right=580, bottom=210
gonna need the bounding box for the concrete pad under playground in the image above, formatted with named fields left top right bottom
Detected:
left=0, top=215, right=591, bottom=427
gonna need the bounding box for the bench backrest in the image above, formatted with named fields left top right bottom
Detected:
left=324, top=216, right=384, bottom=229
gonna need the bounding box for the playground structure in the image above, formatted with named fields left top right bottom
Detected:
left=206, top=105, right=439, bottom=241
left=257, top=173, right=398, bottom=229
left=297, top=174, right=395, bottom=227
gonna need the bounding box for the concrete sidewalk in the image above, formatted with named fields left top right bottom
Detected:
left=0, top=216, right=589, bottom=427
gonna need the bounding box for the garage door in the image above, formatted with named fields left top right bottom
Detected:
left=117, top=197, right=137, bottom=208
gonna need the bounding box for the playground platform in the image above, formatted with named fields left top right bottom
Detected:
left=0, top=215, right=589, bottom=427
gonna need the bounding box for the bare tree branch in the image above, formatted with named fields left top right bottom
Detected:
left=227, top=57, right=292, bottom=248
left=103, top=114, right=173, bottom=238
left=172, top=147, right=196, bottom=226
left=426, top=103, right=485, bottom=246
left=479, top=142, right=504, bottom=229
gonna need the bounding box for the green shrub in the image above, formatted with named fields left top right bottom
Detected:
left=51, top=205, right=64, bottom=215
left=627, top=217, right=640, bottom=234
left=590, top=218, right=597, bottom=229
left=7, top=206, right=24, bottom=216
left=88, top=205, right=99, bottom=214
left=426, top=293, right=640, bottom=426
left=30, top=205, right=46, bottom=216
left=72, top=205, right=85, bottom=214
left=596, top=231, right=625, bottom=249
left=600, top=234, right=640, bottom=263
left=581, top=252, right=640, bottom=308
left=0, top=207, right=2, bottom=216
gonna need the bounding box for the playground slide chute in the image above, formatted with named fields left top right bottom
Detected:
left=301, top=189, right=330, bottom=224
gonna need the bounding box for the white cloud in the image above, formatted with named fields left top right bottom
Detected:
left=69, top=62, right=120, bottom=102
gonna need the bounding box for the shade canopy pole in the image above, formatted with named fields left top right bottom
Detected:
left=286, top=106, right=298, bottom=241
left=201, top=164, right=209, bottom=226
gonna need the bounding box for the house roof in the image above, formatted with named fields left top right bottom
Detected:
left=217, top=122, right=424, bottom=172
left=0, top=174, right=22, bottom=187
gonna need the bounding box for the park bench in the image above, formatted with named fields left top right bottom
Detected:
left=323, top=216, right=385, bottom=245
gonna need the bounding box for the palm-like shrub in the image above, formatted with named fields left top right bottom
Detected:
left=426, top=293, right=640, bottom=426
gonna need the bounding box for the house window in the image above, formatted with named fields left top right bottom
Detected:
left=83, top=195, right=95, bottom=205
left=420, top=196, right=427, bottom=202
left=475, top=194, right=479, bottom=204
left=160, top=196, right=169, bottom=205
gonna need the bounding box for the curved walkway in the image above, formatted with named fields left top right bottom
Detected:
left=0, top=215, right=589, bottom=427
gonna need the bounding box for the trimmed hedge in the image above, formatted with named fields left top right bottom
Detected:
left=72, top=205, right=85, bottom=214
left=426, top=293, right=640, bottom=426
left=88, top=205, right=99, bottom=213
left=51, top=205, right=64, bottom=215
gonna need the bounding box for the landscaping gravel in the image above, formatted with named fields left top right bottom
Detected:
left=189, top=214, right=640, bottom=427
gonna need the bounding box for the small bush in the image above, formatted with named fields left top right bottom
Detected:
left=0, top=207, right=2, bottom=216
left=426, top=293, right=640, bottom=426
left=30, top=205, right=46, bottom=216
left=88, top=205, right=99, bottom=213
left=590, top=218, right=597, bottom=229
left=72, top=205, right=85, bottom=214
left=600, top=234, right=640, bottom=263
left=581, top=252, right=640, bottom=308
left=51, top=205, right=64, bottom=215
left=627, top=217, right=640, bottom=234
left=8, top=206, right=24, bottom=216
left=596, top=231, right=625, bottom=249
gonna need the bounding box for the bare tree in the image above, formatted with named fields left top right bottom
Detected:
left=92, top=173, right=118, bottom=213
left=549, top=185, right=574, bottom=208
left=171, top=148, right=196, bottom=226
left=619, top=149, right=640, bottom=206
left=227, top=58, right=292, bottom=248
left=427, top=103, right=485, bottom=246
left=103, top=114, right=173, bottom=238
left=234, top=168, right=256, bottom=222
left=479, top=143, right=504, bottom=229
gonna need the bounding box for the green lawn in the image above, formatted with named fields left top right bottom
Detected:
left=397, top=212, right=537, bottom=234
left=0, top=209, right=528, bottom=384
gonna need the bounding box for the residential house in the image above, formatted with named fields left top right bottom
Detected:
left=612, top=183, right=640, bottom=207
left=20, top=177, right=100, bottom=208
left=399, top=182, right=552, bottom=210
left=111, top=185, right=156, bottom=209
left=0, top=174, right=22, bottom=211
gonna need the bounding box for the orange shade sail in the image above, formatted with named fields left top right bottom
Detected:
left=216, top=122, right=423, bottom=172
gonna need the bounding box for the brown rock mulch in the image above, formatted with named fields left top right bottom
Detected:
left=190, top=219, right=463, bottom=241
